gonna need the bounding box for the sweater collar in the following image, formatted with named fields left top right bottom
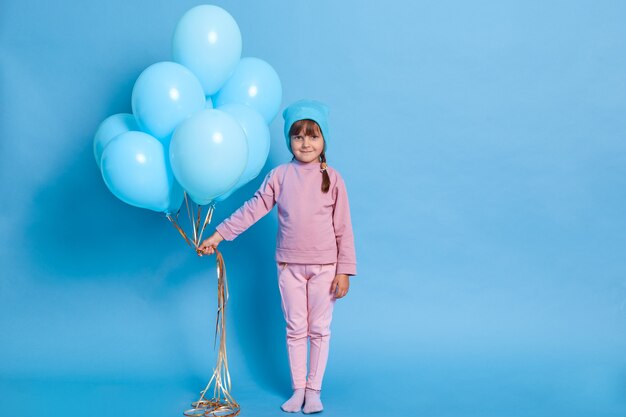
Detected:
left=291, top=159, right=320, bottom=170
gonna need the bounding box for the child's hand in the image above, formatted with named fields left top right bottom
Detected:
left=198, top=231, right=224, bottom=256
left=331, top=274, right=350, bottom=299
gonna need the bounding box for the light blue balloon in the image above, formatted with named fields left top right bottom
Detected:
left=213, top=186, right=236, bottom=203
left=213, top=57, right=283, bottom=123
left=218, top=103, right=270, bottom=183
left=101, top=131, right=184, bottom=213
left=166, top=178, right=185, bottom=214
left=212, top=104, right=272, bottom=204
left=173, top=5, right=242, bottom=95
left=131, top=61, right=205, bottom=140
left=170, top=109, right=248, bottom=205
left=93, top=113, right=138, bottom=168
left=205, top=95, right=214, bottom=109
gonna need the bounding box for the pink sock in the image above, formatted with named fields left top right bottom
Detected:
left=303, top=388, right=323, bottom=414
left=281, top=388, right=305, bottom=413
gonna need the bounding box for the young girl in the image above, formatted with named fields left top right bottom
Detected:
left=199, top=99, right=356, bottom=414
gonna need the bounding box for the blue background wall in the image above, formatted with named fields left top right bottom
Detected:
left=1, top=1, right=626, bottom=416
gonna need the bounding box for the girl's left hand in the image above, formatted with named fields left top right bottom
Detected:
left=331, top=274, right=350, bottom=299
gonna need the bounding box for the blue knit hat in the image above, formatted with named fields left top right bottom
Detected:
left=282, top=99, right=329, bottom=153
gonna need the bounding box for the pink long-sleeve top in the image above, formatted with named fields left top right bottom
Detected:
left=216, top=159, right=357, bottom=275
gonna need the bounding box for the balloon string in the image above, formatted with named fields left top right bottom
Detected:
left=184, top=193, right=198, bottom=246
left=184, top=192, right=193, bottom=228
left=166, top=214, right=194, bottom=249
left=185, top=249, right=239, bottom=416
left=197, top=204, right=215, bottom=245
left=195, top=205, right=203, bottom=246
left=169, top=208, right=239, bottom=417
left=190, top=249, right=240, bottom=416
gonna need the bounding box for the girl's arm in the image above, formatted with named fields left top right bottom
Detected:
left=199, top=169, right=278, bottom=255
left=333, top=176, right=357, bottom=276
left=215, top=169, right=278, bottom=241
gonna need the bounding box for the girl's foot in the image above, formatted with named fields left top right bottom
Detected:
left=303, top=388, right=323, bottom=414
left=281, top=388, right=305, bottom=413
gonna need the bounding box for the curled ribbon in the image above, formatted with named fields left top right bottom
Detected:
left=167, top=196, right=240, bottom=417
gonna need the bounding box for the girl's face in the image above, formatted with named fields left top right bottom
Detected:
left=290, top=123, right=325, bottom=163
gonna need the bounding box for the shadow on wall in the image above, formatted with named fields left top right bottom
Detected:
left=24, top=141, right=188, bottom=283
left=23, top=138, right=289, bottom=392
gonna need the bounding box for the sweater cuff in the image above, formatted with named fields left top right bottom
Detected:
left=216, top=223, right=236, bottom=241
left=336, top=262, right=357, bottom=276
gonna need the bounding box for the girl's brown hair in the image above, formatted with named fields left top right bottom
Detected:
left=289, top=119, right=330, bottom=193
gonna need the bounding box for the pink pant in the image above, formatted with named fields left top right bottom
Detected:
left=277, top=262, right=336, bottom=390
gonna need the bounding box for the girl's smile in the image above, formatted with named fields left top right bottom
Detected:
left=290, top=134, right=324, bottom=163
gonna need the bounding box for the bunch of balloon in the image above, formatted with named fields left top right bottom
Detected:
left=94, top=5, right=282, bottom=417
